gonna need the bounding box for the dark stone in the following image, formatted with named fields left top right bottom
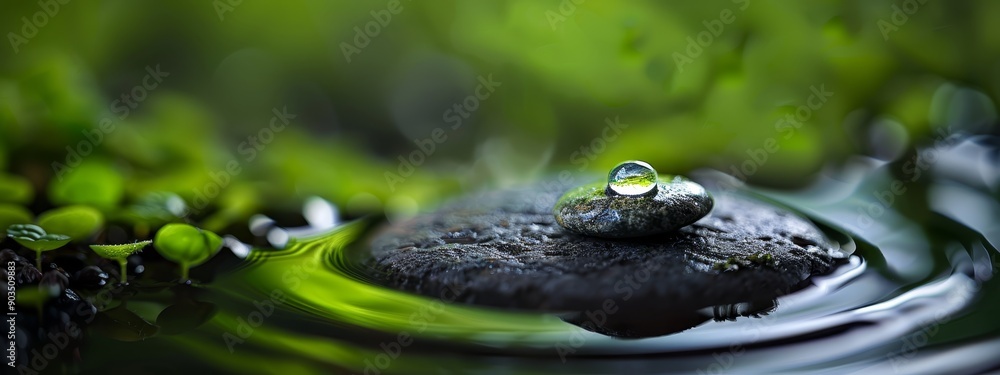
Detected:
left=39, top=270, right=70, bottom=293
left=127, top=255, right=145, bottom=277
left=364, top=177, right=851, bottom=336
left=2, top=249, right=43, bottom=285
left=553, top=176, right=713, bottom=238
left=72, top=266, right=110, bottom=289
left=52, top=253, right=88, bottom=275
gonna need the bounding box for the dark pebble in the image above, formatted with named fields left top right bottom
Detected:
left=40, top=270, right=70, bottom=293
left=0, top=249, right=41, bottom=284
left=72, top=266, right=110, bottom=289
left=127, top=255, right=145, bottom=277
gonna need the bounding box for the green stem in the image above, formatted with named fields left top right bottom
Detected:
left=118, top=258, right=128, bottom=284
left=180, top=263, right=189, bottom=282
left=35, top=249, right=41, bottom=271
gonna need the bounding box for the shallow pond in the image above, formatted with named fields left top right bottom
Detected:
left=73, top=136, right=1000, bottom=374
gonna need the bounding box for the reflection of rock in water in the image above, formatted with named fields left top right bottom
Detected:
left=560, top=298, right=779, bottom=338
left=365, top=174, right=850, bottom=337
left=709, top=299, right=778, bottom=322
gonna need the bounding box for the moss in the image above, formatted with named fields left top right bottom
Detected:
left=715, top=253, right=774, bottom=271
left=747, top=252, right=776, bottom=266
left=552, top=176, right=713, bottom=238
left=713, top=257, right=739, bottom=271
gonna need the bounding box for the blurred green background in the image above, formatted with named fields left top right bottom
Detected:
left=1, top=0, right=997, bottom=227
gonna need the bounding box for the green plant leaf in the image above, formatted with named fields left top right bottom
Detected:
left=0, top=205, right=33, bottom=233
left=48, top=161, right=124, bottom=211
left=153, top=223, right=223, bottom=266
left=0, top=174, right=33, bottom=204
left=16, top=234, right=72, bottom=252
left=7, top=224, right=71, bottom=252
left=7, top=223, right=45, bottom=239
left=90, top=240, right=151, bottom=260
left=37, top=205, right=105, bottom=241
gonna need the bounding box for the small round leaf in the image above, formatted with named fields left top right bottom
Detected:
left=153, top=223, right=223, bottom=266
left=49, top=162, right=124, bottom=211
left=7, top=223, right=45, bottom=239
left=37, top=205, right=104, bottom=241
left=7, top=224, right=71, bottom=252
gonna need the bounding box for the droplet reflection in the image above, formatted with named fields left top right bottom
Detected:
left=607, top=160, right=658, bottom=196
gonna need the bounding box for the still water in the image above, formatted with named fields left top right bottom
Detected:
left=78, top=135, right=999, bottom=374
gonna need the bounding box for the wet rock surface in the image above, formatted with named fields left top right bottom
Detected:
left=365, top=178, right=851, bottom=318
left=553, top=176, right=713, bottom=238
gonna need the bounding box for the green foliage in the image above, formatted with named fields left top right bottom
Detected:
left=6, top=224, right=71, bottom=252
left=91, top=240, right=152, bottom=282
left=37, top=205, right=105, bottom=241
left=0, top=174, right=33, bottom=204
left=90, top=240, right=151, bottom=261
left=153, top=223, right=223, bottom=280
left=49, top=162, right=124, bottom=211
left=0, top=1, right=994, bottom=211
left=200, top=183, right=259, bottom=233
left=7, top=224, right=72, bottom=269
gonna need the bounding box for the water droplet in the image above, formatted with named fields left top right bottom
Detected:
left=607, top=161, right=658, bottom=196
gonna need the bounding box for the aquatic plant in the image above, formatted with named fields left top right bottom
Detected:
left=153, top=223, right=223, bottom=281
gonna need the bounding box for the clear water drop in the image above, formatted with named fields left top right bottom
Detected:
left=607, top=160, right=658, bottom=196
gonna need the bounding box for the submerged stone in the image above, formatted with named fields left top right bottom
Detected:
left=365, top=176, right=851, bottom=329
left=553, top=176, right=713, bottom=238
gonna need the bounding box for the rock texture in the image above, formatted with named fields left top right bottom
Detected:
left=553, top=176, right=713, bottom=238
left=365, top=179, right=850, bottom=316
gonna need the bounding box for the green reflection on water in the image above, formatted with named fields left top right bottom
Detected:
left=158, top=220, right=574, bottom=373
